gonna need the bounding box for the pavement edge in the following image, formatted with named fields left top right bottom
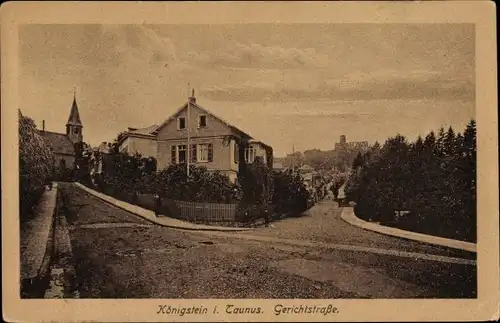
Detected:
left=340, top=207, right=476, bottom=253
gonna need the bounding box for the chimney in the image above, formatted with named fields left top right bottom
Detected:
left=188, top=88, right=196, bottom=103
left=42, top=120, right=45, bottom=132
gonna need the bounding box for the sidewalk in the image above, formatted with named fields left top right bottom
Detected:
left=74, top=183, right=253, bottom=232
left=340, top=207, right=476, bottom=253
left=20, top=183, right=59, bottom=295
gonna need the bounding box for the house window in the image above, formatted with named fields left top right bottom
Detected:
left=73, top=128, right=79, bottom=134
left=234, top=142, right=239, bottom=164
left=178, top=117, right=186, bottom=130
left=197, top=144, right=209, bottom=162
left=199, top=115, right=207, bottom=128
left=245, top=147, right=257, bottom=163
left=177, top=145, right=186, bottom=163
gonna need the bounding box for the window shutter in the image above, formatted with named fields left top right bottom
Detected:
left=191, top=144, right=197, bottom=163
left=171, top=145, right=176, bottom=164
left=208, top=143, right=213, bottom=162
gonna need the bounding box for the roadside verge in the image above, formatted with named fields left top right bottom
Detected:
left=20, top=183, right=59, bottom=298
left=74, top=182, right=253, bottom=232
left=340, top=207, right=476, bottom=253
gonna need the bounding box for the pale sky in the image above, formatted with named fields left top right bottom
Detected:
left=19, top=24, right=475, bottom=157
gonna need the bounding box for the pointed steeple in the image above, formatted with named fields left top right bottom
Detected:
left=66, top=90, right=83, bottom=144
left=66, top=91, right=82, bottom=127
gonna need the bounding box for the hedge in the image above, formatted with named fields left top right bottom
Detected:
left=19, top=111, right=54, bottom=220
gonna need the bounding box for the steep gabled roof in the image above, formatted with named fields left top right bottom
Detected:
left=117, top=124, right=158, bottom=147
left=128, top=124, right=158, bottom=136
left=38, top=130, right=75, bottom=156
left=66, top=96, right=82, bottom=126
left=151, top=100, right=253, bottom=140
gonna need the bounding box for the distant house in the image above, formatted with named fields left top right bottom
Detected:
left=273, top=162, right=285, bottom=171
left=115, top=92, right=273, bottom=183
left=298, top=164, right=314, bottom=174
left=38, top=95, right=84, bottom=178
left=117, top=125, right=158, bottom=158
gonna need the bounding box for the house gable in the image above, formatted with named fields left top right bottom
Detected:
left=155, top=102, right=250, bottom=141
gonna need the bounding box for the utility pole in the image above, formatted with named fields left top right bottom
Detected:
left=292, top=144, right=295, bottom=173
left=187, top=83, right=191, bottom=178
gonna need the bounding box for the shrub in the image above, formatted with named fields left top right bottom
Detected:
left=237, top=157, right=274, bottom=222
left=272, top=169, right=310, bottom=214
left=156, top=164, right=240, bottom=203
left=19, top=111, right=54, bottom=219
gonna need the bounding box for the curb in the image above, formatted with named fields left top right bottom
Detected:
left=45, top=212, right=80, bottom=298
left=340, top=207, right=476, bottom=253
left=73, top=183, right=253, bottom=232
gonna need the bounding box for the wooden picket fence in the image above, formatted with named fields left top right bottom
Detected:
left=133, top=193, right=237, bottom=223
left=174, top=200, right=237, bottom=223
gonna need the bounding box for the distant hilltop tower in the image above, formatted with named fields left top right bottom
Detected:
left=340, top=135, right=346, bottom=145
left=66, top=91, right=83, bottom=144
left=335, top=134, right=368, bottom=152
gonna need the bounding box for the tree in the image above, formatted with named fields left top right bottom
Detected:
left=282, top=151, right=304, bottom=169
left=19, top=111, right=55, bottom=218
left=73, top=141, right=92, bottom=184
left=435, top=127, right=446, bottom=155
left=110, top=131, right=128, bottom=153
left=423, top=131, right=437, bottom=151
left=272, top=169, right=310, bottom=214
left=343, top=121, right=477, bottom=242
left=351, top=152, right=364, bottom=171
left=443, top=126, right=457, bottom=156
left=239, top=157, right=274, bottom=206
left=459, top=120, right=477, bottom=240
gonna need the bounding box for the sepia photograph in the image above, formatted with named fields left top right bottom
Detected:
left=2, top=1, right=498, bottom=322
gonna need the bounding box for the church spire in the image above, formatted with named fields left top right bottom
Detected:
left=66, top=91, right=82, bottom=127
left=66, top=89, right=83, bottom=144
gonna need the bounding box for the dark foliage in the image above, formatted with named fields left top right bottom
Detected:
left=344, top=120, right=477, bottom=242
left=156, top=164, right=241, bottom=203
left=19, top=112, right=55, bottom=219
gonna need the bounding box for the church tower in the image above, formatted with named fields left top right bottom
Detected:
left=66, top=92, right=83, bottom=144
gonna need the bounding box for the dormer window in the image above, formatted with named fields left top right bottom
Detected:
left=178, top=117, right=186, bottom=130
left=199, top=115, right=207, bottom=128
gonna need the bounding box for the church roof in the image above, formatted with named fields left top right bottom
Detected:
left=66, top=96, right=82, bottom=126
left=38, top=130, right=75, bottom=156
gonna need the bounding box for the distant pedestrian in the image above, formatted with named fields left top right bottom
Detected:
left=45, top=178, right=53, bottom=191
left=264, top=207, right=270, bottom=227
left=154, top=193, right=161, bottom=217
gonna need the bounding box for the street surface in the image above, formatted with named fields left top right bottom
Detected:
left=52, top=183, right=476, bottom=299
